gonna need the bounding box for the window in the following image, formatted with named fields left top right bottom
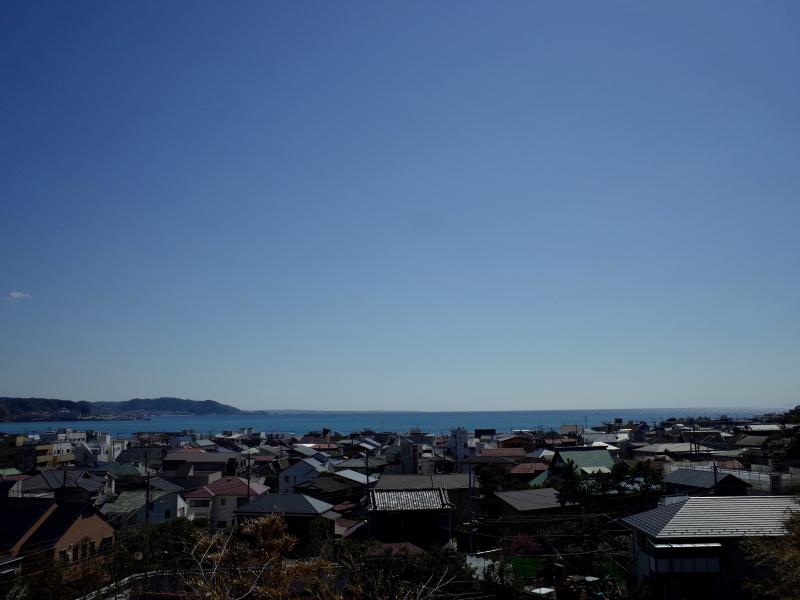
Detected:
left=220, top=498, right=226, bottom=506
left=178, top=507, right=185, bottom=517
left=284, top=475, right=289, bottom=482
left=237, top=497, right=248, bottom=507
left=189, top=499, right=210, bottom=508
left=89, top=541, right=96, bottom=555
left=59, top=550, right=69, bottom=562
left=164, top=509, right=171, bottom=519
left=147, top=502, right=155, bottom=512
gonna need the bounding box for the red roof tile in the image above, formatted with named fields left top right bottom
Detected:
left=185, top=476, right=268, bottom=498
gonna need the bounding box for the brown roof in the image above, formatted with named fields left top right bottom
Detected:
left=510, top=463, right=548, bottom=475
left=481, top=448, right=526, bottom=457
left=185, top=476, right=268, bottom=498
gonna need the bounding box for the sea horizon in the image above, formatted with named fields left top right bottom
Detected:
left=0, top=405, right=787, bottom=438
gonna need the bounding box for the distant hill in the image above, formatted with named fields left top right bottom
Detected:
left=0, top=396, right=242, bottom=420
left=93, top=397, right=242, bottom=415
left=0, top=397, right=93, bottom=419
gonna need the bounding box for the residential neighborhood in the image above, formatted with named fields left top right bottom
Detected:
left=1, top=408, right=799, bottom=598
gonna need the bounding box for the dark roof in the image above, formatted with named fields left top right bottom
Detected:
left=375, top=474, right=471, bottom=490
left=493, top=488, right=564, bottom=512
left=164, top=452, right=235, bottom=463
left=335, top=457, right=388, bottom=469
left=291, top=445, right=320, bottom=458
left=734, top=435, right=767, bottom=448
left=150, top=477, right=185, bottom=492
left=481, top=448, right=527, bottom=457
left=368, top=489, right=451, bottom=512
left=89, top=463, right=141, bottom=477
left=663, top=468, right=749, bottom=490
left=296, top=477, right=353, bottom=494
left=621, top=501, right=686, bottom=538
left=23, top=470, right=105, bottom=494
left=116, top=447, right=165, bottom=464
left=0, top=498, right=54, bottom=553
left=622, top=496, right=798, bottom=539
left=235, top=493, right=334, bottom=516
left=21, top=502, right=98, bottom=553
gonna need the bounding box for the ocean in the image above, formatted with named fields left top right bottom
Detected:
left=0, top=406, right=783, bottom=437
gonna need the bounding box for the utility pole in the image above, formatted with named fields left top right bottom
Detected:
left=144, top=433, right=151, bottom=525
left=246, top=454, right=253, bottom=503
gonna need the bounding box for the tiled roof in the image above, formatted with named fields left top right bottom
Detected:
left=332, top=470, right=378, bottom=485
left=368, top=489, right=451, bottom=512
left=0, top=498, right=54, bottom=552
left=623, top=496, right=798, bottom=539
left=493, top=488, right=565, bottom=512
left=555, top=448, right=615, bottom=471
left=663, top=468, right=748, bottom=490
left=375, top=474, right=470, bottom=490
left=164, top=452, right=234, bottom=463
left=185, top=476, right=268, bottom=498
left=481, top=448, right=526, bottom=457
left=101, top=490, right=172, bottom=516
left=235, top=493, right=334, bottom=516
left=21, top=502, right=97, bottom=553
left=510, top=463, right=548, bottom=475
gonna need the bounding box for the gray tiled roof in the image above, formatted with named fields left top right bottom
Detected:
left=623, top=496, right=797, bottom=539
left=235, top=493, right=334, bottom=516
left=368, top=489, right=451, bottom=512
left=493, top=488, right=564, bottom=512
left=663, top=468, right=748, bottom=490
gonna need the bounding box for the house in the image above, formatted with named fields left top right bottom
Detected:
left=495, top=433, right=536, bottom=452
left=0, top=498, right=114, bottom=575
left=633, top=443, right=714, bottom=459
left=551, top=447, right=615, bottom=476
left=375, top=473, right=474, bottom=522
left=295, top=476, right=359, bottom=504
left=279, top=457, right=328, bottom=493
left=100, top=490, right=188, bottom=526
left=162, top=451, right=245, bottom=479
left=185, top=476, right=268, bottom=529
left=480, top=447, right=527, bottom=460
left=488, top=488, right=571, bottom=516
left=234, top=493, right=339, bottom=540
left=21, top=469, right=112, bottom=503
left=368, top=488, right=452, bottom=546
left=622, top=496, right=797, bottom=600
left=333, top=456, right=388, bottom=475
left=507, top=462, right=548, bottom=483
left=662, top=468, right=750, bottom=496
left=115, top=447, right=166, bottom=471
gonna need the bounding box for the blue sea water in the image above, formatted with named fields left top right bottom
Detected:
left=0, top=407, right=783, bottom=438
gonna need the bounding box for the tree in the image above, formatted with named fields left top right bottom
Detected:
left=742, top=504, right=800, bottom=600
left=181, top=515, right=339, bottom=600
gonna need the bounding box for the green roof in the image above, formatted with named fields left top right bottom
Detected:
left=529, top=470, right=550, bottom=487
left=0, top=467, right=21, bottom=476
left=556, top=449, right=615, bottom=472
left=101, top=490, right=172, bottom=516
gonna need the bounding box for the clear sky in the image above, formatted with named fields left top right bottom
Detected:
left=1, top=2, right=799, bottom=411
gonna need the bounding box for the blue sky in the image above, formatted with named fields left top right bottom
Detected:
left=1, top=2, right=799, bottom=410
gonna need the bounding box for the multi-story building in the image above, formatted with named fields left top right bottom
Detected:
left=185, top=476, right=268, bottom=529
